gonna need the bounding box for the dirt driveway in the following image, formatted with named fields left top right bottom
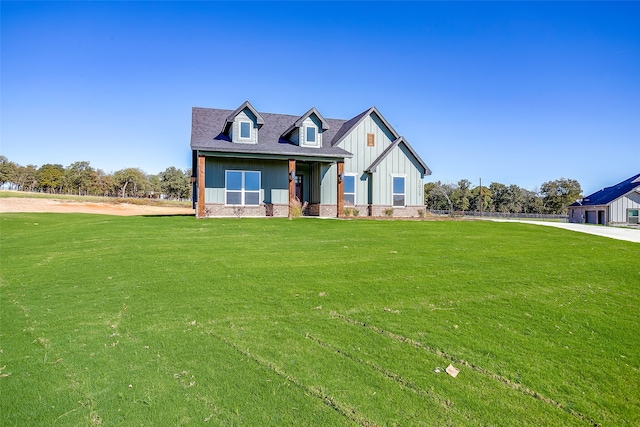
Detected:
left=0, top=198, right=194, bottom=216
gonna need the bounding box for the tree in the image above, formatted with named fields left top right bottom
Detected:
left=505, top=184, right=524, bottom=213
left=521, top=188, right=544, bottom=214
left=0, top=155, right=18, bottom=188
left=93, top=169, right=113, bottom=196
left=37, top=164, right=65, bottom=193
left=15, top=164, right=38, bottom=192
left=470, top=185, right=493, bottom=212
left=489, top=182, right=509, bottom=213
left=451, top=179, right=472, bottom=211
left=113, top=168, right=149, bottom=198
left=424, top=181, right=454, bottom=211
left=540, top=178, right=582, bottom=214
left=159, top=166, right=190, bottom=200
left=64, top=161, right=96, bottom=195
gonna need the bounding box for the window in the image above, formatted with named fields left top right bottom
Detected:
left=629, top=209, right=639, bottom=224
left=367, top=133, right=375, bottom=147
left=239, top=121, right=251, bottom=140
left=392, top=176, right=405, bottom=207
left=305, top=126, right=317, bottom=144
left=343, top=174, right=356, bottom=206
left=226, top=170, right=260, bottom=205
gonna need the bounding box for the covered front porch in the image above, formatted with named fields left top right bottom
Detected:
left=194, top=152, right=347, bottom=218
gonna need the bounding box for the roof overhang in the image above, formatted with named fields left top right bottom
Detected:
left=195, top=149, right=350, bottom=163
left=365, top=137, right=431, bottom=176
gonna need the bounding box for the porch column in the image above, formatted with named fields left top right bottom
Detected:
left=197, top=155, right=205, bottom=218
left=337, top=161, right=344, bottom=218
left=288, top=159, right=296, bottom=218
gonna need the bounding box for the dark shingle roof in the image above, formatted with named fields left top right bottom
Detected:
left=570, top=173, right=640, bottom=206
left=191, top=107, right=352, bottom=160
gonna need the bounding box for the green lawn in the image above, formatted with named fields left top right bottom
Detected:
left=1, top=214, right=638, bottom=426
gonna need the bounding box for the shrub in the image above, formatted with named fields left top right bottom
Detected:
left=417, top=209, right=426, bottom=218
left=384, top=208, right=394, bottom=217
left=344, top=207, right=360, bottom=217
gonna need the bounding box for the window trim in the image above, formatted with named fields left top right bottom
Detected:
left=391, top=174, right=406, bottom=207
left=238, top=120, right=252, bottom=141
left=343, top=173, right=357, bottom=207
left=225, top=170, right=261, bottom=206
left=367, top=133, right=375, bottom=147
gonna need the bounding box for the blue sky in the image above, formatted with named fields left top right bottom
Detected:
left=2, top=1, right=638, bottom=194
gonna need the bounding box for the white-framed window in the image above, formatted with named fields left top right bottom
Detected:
left=239, top=120, right=252, bottom=140
left=343, top=174, right=356, bottom=206
left=303, top=125, right=319, bottom=146
left=628, top=209, right=639, bottom=224
left=225, top=170, right=260, bottom=205
left=392, top=175, right=406, bottom=207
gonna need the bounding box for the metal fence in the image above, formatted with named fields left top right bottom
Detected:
left=428, top=210, right=569, bottom=221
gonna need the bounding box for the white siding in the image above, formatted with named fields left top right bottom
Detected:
left=609, top=191, right=640, bottom=223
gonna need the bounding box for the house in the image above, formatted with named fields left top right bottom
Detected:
left=190, top=101, right=431, bottom=218
left=568, top=173, right=640, bottom=226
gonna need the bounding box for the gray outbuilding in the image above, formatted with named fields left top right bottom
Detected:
left=569, top=173, right=640, bottom=226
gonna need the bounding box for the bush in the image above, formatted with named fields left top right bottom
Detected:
left=417, top=209, right=426, bottom=218
left=384, top=208, right=394, bottom=217
left=344, top=207, right=360, bottom=217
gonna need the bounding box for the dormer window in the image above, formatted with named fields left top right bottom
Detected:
left=239, top=121, right=251, bottom=140
left=222, top=101, right=265, bottom=145
left=282, top=107, right=330, bottom=148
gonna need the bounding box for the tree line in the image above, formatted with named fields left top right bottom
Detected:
left=0, top=156, right=191, bottom=200
left=424, top=178, right=582, bottom=215
left=1, top=155, right=582, bottom=213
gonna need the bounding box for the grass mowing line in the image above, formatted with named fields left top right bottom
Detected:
left=305, top=333, right=452, bottom=410
left=206, top=330, right=376, bottom=427
left=330, top=311, right=601, bottom=427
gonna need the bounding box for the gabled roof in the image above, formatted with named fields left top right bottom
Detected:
left=366, top=136, right=432, bottom=176
left=282, top=107, right=330, bottom=138
left=570, top=173, right=640, bottom=207
left=191, top=107, right=352, bottom=160
left=222, top=101, right=265, bottom=134
left=331, top=106, right=400, bottom=147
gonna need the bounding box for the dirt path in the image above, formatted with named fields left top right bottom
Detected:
left=0, top=198, right=194, bottom=216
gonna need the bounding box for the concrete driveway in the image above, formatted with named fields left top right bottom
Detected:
left=490, top=219, right=640, bottom=243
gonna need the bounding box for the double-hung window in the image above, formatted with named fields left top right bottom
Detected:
left=226, top=170, right=260, bottom=205
left=629, top=209, right=639, bottom=224
left=343, top=174, right=356, bottom=206
left=392, top=176, right=406, bottom=207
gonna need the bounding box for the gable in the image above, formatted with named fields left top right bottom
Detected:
left=334, top=109, right=430, bottom=177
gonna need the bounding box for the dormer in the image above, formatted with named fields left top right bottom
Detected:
left=282, top=107, right=330, bottom=148
left=222, top=101, right=265, bottom=144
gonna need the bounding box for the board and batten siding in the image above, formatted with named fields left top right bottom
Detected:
left=609, top=191, right=640, bottom=223
left=370, top=144, right=424, bottom=206
left=204, top=158, right=288, bottom=204
left=320, top=163, right=338, bottom=204
left=336, top=113, right=424, bottom=206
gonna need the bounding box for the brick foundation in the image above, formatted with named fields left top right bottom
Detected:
left=202, top=204, right=289, bottom=218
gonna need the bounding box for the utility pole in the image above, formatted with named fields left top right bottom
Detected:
left=479, top=177, right=483, bottom=217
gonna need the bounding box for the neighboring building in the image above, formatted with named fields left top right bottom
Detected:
left=568, top=173, right=640, bottom=226
left=190, top=101, right=431, bottom=218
